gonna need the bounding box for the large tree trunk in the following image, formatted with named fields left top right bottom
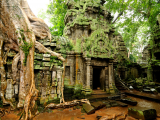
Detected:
left=1, top=0, right=64, bottom=119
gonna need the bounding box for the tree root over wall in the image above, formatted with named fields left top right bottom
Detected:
left=0, top=0, right=91, bottom=120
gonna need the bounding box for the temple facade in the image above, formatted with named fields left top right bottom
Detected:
left=62, top=0, right=128, bottom=95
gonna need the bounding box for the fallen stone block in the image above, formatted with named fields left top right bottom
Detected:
left=119, top=98, right=137, bottom=106
left=128, top=107, right=157, bottom=120
left=82, top=103, right=95, bottom=114
left=91, top=101, right=106, bottom=110
left=102, top=101, right=111, bottom=108
left=96, top=114, right=102, bottom=120
left=109, top=100, right=120, bottom=107
left=116, top=101, right=128, bottom=107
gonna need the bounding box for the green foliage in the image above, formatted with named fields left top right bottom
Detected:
left=19, top=29, right=33, bottom=66
left=106, top=0, right=160, bottom=61
left=0, top=100, right=3, bottom=107
left=50, top=56, right=58, bottom=63
left=60, top=39, right=74, bottom=53
left=129, top=54, right=136, bottom=62
left=20, top=41, right=33, bottom=66
left=74, top=39, right=81, bottom=53
left=47, top=0, right=67, bottom=36
left=50, top=56, right=62, bottom=66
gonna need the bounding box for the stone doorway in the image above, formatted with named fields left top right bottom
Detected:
left=154, top=70, right=160, bottom=82
left=92, top=67, right=103, bottom=90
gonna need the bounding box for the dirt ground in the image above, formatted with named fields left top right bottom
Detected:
left=1, top=96, right=160, bottom=120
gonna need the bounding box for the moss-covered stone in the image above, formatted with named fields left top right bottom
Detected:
left=82, top=103, right=95, bottom=114
left=128, top=107, right=157, bottom=120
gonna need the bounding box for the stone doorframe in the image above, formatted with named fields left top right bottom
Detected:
left=90, top=66, right=106, bottom=90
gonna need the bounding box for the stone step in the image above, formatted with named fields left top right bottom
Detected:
left=128, top=107, right=157, bottom=120
left=82, top=103, right=95, bottom=115
left=119, top=98, right=137, bottom=106
left=124, top=90, right=160, bottom=102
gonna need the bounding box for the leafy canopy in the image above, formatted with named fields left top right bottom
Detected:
left=38, top=0, right=160, bottom=61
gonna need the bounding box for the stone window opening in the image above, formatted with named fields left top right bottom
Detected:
left=88, top=29, right=91, bottom=36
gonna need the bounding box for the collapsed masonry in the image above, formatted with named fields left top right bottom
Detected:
left=141, top=14, right=160, bottom=83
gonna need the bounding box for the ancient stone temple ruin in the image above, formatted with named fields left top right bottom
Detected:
left=62, top=0, right=128, bottom=95
left=1, top=0, right=129, bottom=104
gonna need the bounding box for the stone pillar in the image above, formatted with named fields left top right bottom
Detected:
left=40, top=71, right=47, bottom=104
left=75, top=53, right=83, bottom=85
left=105, top=66, right=109, bottom=93
left=85, top=58, right=91, bottom=94
left=108, top=59, right=116, bottom=94
left=147, top=68, right=153, bottom=82
left=66, top=52, right=75, bottom=86
left=6, top=79, right=14, bottom=101
left=50, top=70, right=57, bottom=100
left=57, top=68, right=62, bottom=98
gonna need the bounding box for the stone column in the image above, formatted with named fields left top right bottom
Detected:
left=75, top=53, right=83, bottom=85
left=85, top=58, right=91, bottom=95
left=108, top=59, right=115, bottom=94
left=105, top=66, right=109, bottom=93
left=147, top=68, right=153, bottom=82
left=50, top=70, right=57, bottom=100
left=66, top=52, right=75, bottom=86
left=6, top=79, right=14, bottom=101
left=57, top=68, right=62, bottom=98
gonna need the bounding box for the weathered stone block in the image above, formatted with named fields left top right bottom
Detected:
left=128, top=107, right=157, bottom=120
left=50, top=43, right=56, bottom=46
left=51, top=86, right=57, bottom=94
left=49, top=94, right=57, bottom=101
left=43, top=42, right=50, bottom=46
left=57, top=94, right=61, bottom=98
left=43, top=54, right=51, bottom=58
left=8, top=51, right=16, bottom=57
left=120, top=46, right=126, bottom=51
left=119, top=42, right=125, bottom=46
left=42, top=62, right=50, bottom=67
left=14, top=85, right=19, bottom=94
left=38, top=40, right=44, bottom=43
left=6, top=79, right=13, bottom=89
left=91, top=101, right=106, bottom=110
left=6, top=89, right=14, bottom=94
left=35, top=54, right=43, bottom=60
left=42, top=66, right=50, bottom=70
left=52, top=81, right=57, bottom=86
left=34, top=65, right=40, bottom=69
left=57, top=87, right=61, bottom=94
left=7, top=72, right=12, bottom=79
left=82, top=103, right=95, bottom=114
left=116, top=101, right=128, bottom=107
left=109, top=100, right=120, bottom=107
left=43, top=57, right=50, bottom=61
left=120, top=99, right=137, bottom=106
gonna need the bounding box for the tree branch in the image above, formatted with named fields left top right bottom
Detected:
left=35, top=41, right=65, bottom=62
left=112, top=11, right=124, bottom=24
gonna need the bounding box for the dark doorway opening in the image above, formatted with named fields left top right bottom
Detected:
left=154, top=71, right=160, bottom=83
left=93, top=68, right=101, bottom=89
left=143, top=73, right=147, bottom=78
left=154, top=52, right=160, bottom=60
